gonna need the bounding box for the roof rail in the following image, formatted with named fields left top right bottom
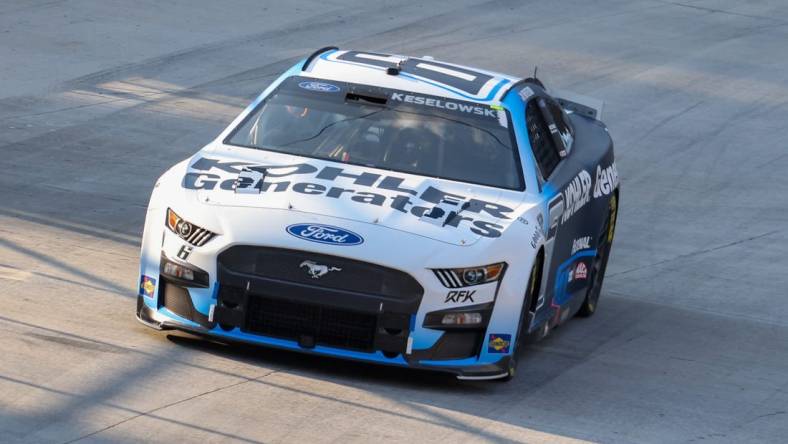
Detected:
left=302, top=46, right=338, bottom=71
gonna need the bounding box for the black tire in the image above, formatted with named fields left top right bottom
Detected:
left=500, top=254, right=543, bottom=381
left=577, top=193, right=618, bottom=318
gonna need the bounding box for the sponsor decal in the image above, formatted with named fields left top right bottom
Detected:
left=547, top=162, right=614, bottom=236
left=445, top=290, right=476, bottom=303
left=518, top=86, right=534, bottom=101
left=186, top=158, right=511, bottom=238
left=140, top=275, right=156, bottom=297
left=547, top=195, right=563, bottom=241
left=530, top=224, right=543, bottom=249
left=574, top=262, right=588, bottom=280
left=487, top=334, right=511, bottom=353
left=534, top=212, right=546, bottom=247
left=561, top=169, right=592, bottom=224
left=298, top=81, right=340, bottom=93
left=299, top=260, right=342, bottom=279
left=177, top=245, right=193, bottom=260
left=286, top=223, right=364, bottom=246
left=389, top=93, right=497, bottom=118
left=571, top=236, right=591, bottom=255
left=593, top=162, right=619, bottom=198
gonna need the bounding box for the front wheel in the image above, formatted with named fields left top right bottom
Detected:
left=577, top=193, right=617, bottom=317
left=501, top=254, right=542, bottom=381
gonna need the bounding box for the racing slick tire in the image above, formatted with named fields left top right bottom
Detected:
left=500, top=253, right=543, bottom=381
left=577, top=193, right=618, bottom=318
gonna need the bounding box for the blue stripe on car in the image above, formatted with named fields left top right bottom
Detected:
left=553, top=249, right=597, bottom=306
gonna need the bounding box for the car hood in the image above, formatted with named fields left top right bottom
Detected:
left=181, top=148, right=527, bottom=246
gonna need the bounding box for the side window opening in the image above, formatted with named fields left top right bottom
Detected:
left=525, top=98, right=560, bottom=179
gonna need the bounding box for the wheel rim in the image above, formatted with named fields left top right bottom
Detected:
left=519, top=263, right=539, bottom=339
left=512, top=260, right=540, bottom=373
left=587, top=249, right=605, bottom=312
left=607, top=195, right=618, bottom=243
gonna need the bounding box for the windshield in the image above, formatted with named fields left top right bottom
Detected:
left=225, top=77, right=524, bottom=190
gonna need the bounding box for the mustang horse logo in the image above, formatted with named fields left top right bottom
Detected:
left=299, top=260, right=342, bottom=279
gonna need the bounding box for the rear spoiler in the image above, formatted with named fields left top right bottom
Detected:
left=552, top=89, right=605, bottom=121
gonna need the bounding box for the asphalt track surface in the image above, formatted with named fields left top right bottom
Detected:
left=2, top=1, right=788, bottom=442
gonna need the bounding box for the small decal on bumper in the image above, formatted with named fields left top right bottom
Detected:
left=140, top=275, right=156, bottom=298
left=487, top=334, right=511, bottom=353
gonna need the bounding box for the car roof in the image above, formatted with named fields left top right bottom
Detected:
left=302, top=49, right=519, bottom=105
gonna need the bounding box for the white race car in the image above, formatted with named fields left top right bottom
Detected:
left=137, top=47, right=619, bottom=380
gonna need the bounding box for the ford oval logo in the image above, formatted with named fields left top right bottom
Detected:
left=286, top=223, right=363, bottom=246
left=298, top=81, right=340, bottom=93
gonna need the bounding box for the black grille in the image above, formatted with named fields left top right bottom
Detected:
left=244, top=294, right=377, bottom=351
left=218, top=246, right=423, bottom=300
left=159, top=279, right=210, bottom=328
left=161, top=281, right=193, bottom=318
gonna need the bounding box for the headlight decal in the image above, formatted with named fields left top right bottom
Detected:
left=433, top=262, right=506, bottom=288
left=435, top=269, right=463, bottom=288
left=166, top=208, right=216, bottom=247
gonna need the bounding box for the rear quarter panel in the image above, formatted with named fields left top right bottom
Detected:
left=540, top=113, right=618, bottom=325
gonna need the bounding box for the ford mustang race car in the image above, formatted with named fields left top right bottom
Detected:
left=137, top=47, right=619, bottom=380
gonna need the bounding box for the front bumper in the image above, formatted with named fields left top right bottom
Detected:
left=138, top=204, right=526, bottom=381
left=136, top=293, right=510, bottom=380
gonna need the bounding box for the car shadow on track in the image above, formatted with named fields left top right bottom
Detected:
left=162, top=292, right=643, bottom=395
left=149, top=294, right=652, bottom=441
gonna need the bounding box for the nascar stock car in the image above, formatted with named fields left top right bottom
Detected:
left=137, top=47, right=619, bottom=380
